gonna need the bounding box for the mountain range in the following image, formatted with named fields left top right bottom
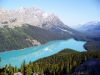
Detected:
left=0, top=7, right=100, bottom=52
left=77, top=21, right=100, bottom=51
left=77, top=21, right=100, bottom=36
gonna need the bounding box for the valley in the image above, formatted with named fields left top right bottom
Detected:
left=0, top=49, right=100, bottom=75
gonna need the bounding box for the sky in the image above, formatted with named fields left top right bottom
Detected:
left=0, top=0, right=100, bottom=27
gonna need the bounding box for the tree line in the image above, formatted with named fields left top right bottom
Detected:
left=0, top=49, right=100, bottom=75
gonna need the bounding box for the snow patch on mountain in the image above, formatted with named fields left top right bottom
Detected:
left=0, top=7, right=64, bottom=29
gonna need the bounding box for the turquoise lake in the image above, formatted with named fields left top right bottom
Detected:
left=0, top=39, right=86, bottom=68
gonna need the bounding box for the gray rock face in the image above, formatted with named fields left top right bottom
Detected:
left=0, top=7, right=84, bottom=38
left=0, top=7, right=65, bottom=30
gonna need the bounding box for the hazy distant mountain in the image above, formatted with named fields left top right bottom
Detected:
left=77, top=21, right=100, bottom=36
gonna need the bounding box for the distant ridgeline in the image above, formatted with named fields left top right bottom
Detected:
left=0, top=49, right=100, bottom=75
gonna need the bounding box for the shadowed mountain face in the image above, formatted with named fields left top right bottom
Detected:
left=0, top=7, right=87, bottom=40
left=84, top=41, right=100, bottom=51
left=0, top=24, right=72, bottom=52
left=0, top=23, right=88, bottom=52
left=73, top=59, right=100, bottom=75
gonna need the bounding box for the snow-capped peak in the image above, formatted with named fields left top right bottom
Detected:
left=0, top=7, right=65, bottom=29
left=42, top=13, right=49, bottom=18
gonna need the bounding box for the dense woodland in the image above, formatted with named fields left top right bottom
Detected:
left=0, top=25, right=67, bottom=52
left=0, top=49, right=100, bottom=75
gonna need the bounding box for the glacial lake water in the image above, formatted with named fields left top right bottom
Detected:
left=0, top=39, right=86, bottom=68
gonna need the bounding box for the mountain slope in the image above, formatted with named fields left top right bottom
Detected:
left=0, top=7, right=87, bottom=39
left=77, top=21, right=100, bottom=36
left=0, top=24, right=71, bottom=52
left=0, top=7, right=73, bottom=52
left=0, top=7, right=76, bottom=38
left=0, top=7, right=86, bottom=52
left=0, top=7, right=98, bottom=52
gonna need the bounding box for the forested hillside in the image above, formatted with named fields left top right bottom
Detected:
left=0, top=24, right=67, bottom=52
left=0, top=49, right=100, bottom=75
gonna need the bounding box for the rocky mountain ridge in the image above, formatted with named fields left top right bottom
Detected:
left=0, top=7, right=63, bottom=29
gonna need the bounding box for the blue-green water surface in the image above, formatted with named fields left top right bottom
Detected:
left=0, top=39, right=86, bottom=68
